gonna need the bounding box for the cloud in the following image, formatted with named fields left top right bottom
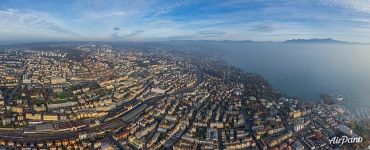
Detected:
left=127, top=30, right=144, bottom=36
left=84, top=11, right=126, bottom=19
left=0, top=9, right=79, bottom=37
left=1, top=0, right=370, bottom=42
left=322, top=0, right=370, bottom=13
left=198, top=31, right=227, bottom=36
left=112, top=30, right=145, bottom=39
left=249, top=23, right=280, bottom=32
left=113, top=27, right=120, bottom=31
left=152, top=3, right=183, bottom=18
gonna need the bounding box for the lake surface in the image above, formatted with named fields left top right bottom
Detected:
left=220, top=43, right=370, bottom=106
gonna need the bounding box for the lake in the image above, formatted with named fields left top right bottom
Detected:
left=220, top=43, right=370, bottom=107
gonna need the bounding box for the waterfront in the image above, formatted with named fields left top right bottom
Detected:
left=221, top=43, right=370, bottom=114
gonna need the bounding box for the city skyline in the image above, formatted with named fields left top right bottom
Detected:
left=1, top=42, right=368, bottom=149
left=1, top=1, right=370, bottom=149
left=1, top=0, right=370, bottom=42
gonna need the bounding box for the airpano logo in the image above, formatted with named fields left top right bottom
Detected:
left=329, top=135, right=363, bottom=145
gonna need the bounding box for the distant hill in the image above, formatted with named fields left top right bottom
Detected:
left=284, top=38, right=351, bottom=44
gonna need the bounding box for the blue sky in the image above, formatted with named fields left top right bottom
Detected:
left=0, top=0, right=370, bottom=42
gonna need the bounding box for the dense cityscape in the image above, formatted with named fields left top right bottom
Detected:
left=0, top=43, right=367, bottom=149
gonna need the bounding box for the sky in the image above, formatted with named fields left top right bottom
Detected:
left=0, top=0, right=370, bottom=42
